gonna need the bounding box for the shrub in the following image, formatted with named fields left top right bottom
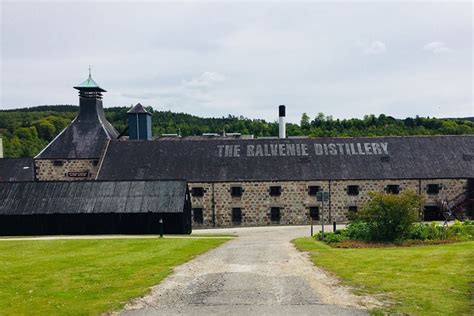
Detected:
left=407, top=221, right=474, bottom=241
left=408, top=222, right=446, bottom=240
left=314, top=231, right=348, bottom=244
left=446, top=221, right=474, bottom=240
left=356, top=190, right=424, bottom=242
left=345, top=221, right=371, bottom=241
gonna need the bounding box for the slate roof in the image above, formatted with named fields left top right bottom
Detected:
left=35, top=98, right=119, bottom=159
left=127, top=103, right=151, bottom=115
left=97, top=135, right=474, bottom=182
left=0, top=180, right=187, bottom=215
left=0, top=158, right=35, bottom=182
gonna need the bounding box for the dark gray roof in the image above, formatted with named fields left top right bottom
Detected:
left=0, top=158, right=35, bottom=182
left=127, top=103, right=151, bottom=115
left=97, top=135, right=474, bottom=182
left=0, top=180, right=187, bottom=215
left=36, top=98, right=118, bottom=159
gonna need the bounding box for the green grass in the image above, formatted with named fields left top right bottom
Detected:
left=0, top=233, right=237, bottom=239
left=293, top=238, right=474, bottom=315
left=0, top=238, right=229, bottom=315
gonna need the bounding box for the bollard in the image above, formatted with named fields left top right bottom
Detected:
left=333, top=221, right=336, bottom=232
left=159, top=217, right=163, bottom=238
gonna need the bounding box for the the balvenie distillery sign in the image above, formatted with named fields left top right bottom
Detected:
left=217, top=142, right=389, bottom=158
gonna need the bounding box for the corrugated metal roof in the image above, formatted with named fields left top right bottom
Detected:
left=0, top=158, right=35, bottom=182
left=0, top=180, right=187, bottom=215
left=97, top=135, right=474, bottom=181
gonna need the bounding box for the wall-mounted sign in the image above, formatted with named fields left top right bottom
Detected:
left=217, top=142, right=389, bottom=158
left=67, top=171, right=89, bottom=178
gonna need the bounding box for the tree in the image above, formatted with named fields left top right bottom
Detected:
left=357, top=191, right=424, bottom=242
left=300, top=113, right=310, bottom=129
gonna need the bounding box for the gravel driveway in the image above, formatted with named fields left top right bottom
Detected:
left=120, top=225, right=380, bottom=316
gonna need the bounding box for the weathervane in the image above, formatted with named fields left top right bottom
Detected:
left=88, top=65, right=92, bottom=78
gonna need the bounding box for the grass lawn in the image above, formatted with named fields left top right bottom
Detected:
left=293, top=238, right=473, bottom=315
left=0, top=238, right=229, bottom=315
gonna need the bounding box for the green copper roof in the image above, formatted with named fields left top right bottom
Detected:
left=73, top=75, right=106, bottom=92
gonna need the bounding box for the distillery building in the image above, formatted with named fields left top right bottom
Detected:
left=1, top=74, right=473, bottom=232
left=0, top=74, right=192, bottom=235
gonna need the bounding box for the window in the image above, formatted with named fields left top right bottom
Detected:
left=53, top=160, right=63, bottom=167
left=193, top=208, right=203, bottom=224
left=309, top=207, right=320, bottom=220
left=270, top=207, right=281, bottom=223
left=347, top=185, right=360, bottom=196
left=386, top=185, right=400, bottom=194
left=308, top=186, right=320, bottom=196
left=423, top=206, right=443, bottom=221
left=231, top=186, right=243, bottom=197
left=348, top=206, right=358, bottom=213
left=92, top=160, right=99, bottom=166
left=191, top=187, right=204, bottom=197
left=427, top=184, right=440, bottom=195
left=269, top=186, right=281, bottom=196
left=232, top=208, right=242, bottom=224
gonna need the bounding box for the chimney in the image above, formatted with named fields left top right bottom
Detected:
left=278, top=105, right=286, bottom=139
left=0, top=137, right=3, bottom=158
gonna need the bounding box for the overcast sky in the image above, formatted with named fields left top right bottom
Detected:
left=1, top=1, right=472, bottom=122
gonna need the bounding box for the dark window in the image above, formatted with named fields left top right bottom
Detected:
left=231, top=186, right=243, bottom=197
left=427, top=184, right=440, bottom=195
left=348, top=206, right=358, bottom=213
left=270, top=186, right=281, bottom=196
left=232, top=208, right=242, bottom=224
left=53, top=160, right=63, bottom=167
left=191, top=187, right=204, bottom=197
left=381, top=156, right=390, bottom=162
left=308, top=186, right=320, bottom=196
left=193, top=208, right=203, bottom=224
left=309, top=207, right=320, bottom=220
left=423, top=206, right=443, bottom=221
left=270, top=207, right=281, bottom=223
left=386, top=185, right=400, bottom=194
left=347, top=185, right=360, bottom=196
left=92, top=160, right=99, bottom=166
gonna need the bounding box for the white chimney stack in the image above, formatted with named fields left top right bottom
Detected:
left=0, top=138, right=3, bottom=158
left=278, top=105, right=286, bottom=139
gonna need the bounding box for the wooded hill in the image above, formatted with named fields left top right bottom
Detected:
left=1, top=105, right=473, bottom=158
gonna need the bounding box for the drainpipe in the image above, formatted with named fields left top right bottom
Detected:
left=328, top=180, right=332, bottom=223
left=418, top=179, right=423, bottom=221
left=212, top=183, right=216, bottom=227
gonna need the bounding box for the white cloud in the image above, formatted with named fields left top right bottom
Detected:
left=358, top=40, right=387, bottom=55
left=423, top=41, right=453, bottom=53
left=183, top=72, right=227, bottom=88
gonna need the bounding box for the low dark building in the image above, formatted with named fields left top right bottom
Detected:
left=0, top=180, right=192, bottom=235
left=0, top=158, right=35, bottom=182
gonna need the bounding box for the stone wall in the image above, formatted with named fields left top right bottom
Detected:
left=35, top=159, right=99, bottom=181
left=189, top=179, right=468, bottom=228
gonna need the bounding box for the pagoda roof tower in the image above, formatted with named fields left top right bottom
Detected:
left=36, top=71, right=119, bottom=159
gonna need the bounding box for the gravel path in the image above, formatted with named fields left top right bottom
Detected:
left=119, top=225, right=381, bottom=316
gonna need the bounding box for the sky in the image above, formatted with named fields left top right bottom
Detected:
left=1, top=1, right=473, bottom=123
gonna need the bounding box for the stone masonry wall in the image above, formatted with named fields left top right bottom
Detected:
left=189, top=179, right=468, bottom=228
left=35, top=159, right=99, bottom=181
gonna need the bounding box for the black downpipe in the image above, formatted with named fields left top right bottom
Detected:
left=212, top=183, right=216, bottom=227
